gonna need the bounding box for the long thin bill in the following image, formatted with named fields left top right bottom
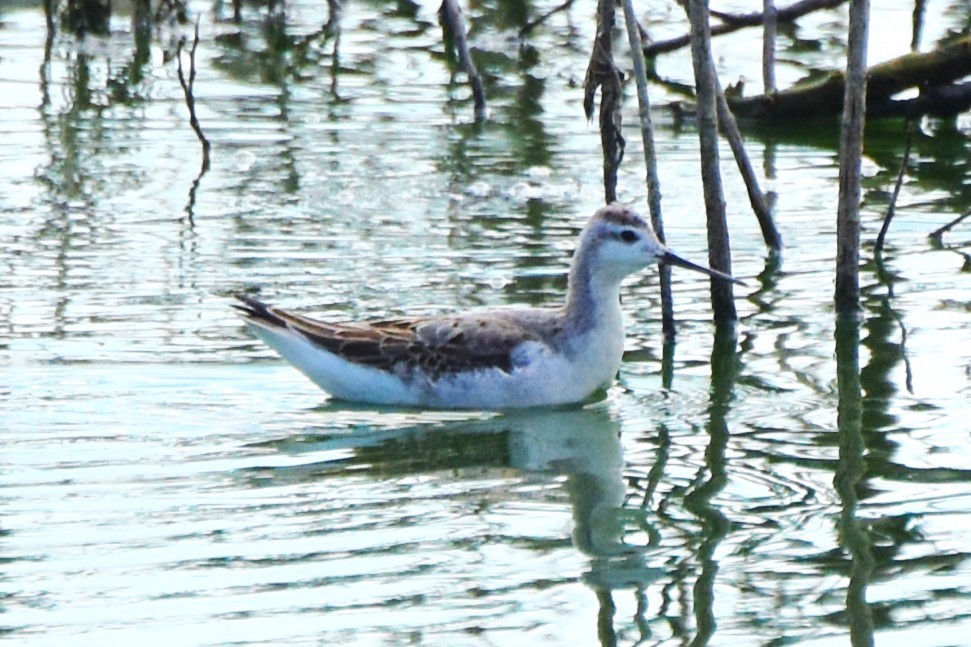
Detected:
left=661, top=250, right=745, bottom=285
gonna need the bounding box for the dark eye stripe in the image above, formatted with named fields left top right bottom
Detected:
left=619, top=230, right=639, bottom=243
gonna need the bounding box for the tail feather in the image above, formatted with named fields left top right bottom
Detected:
left=233, top=295, right=287, bottom=329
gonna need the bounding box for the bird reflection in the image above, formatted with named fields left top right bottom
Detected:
left=238, top=403, right=659, bottom=643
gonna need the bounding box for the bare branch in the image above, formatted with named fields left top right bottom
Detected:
left=621, top=0, right=674, bottom=338
left=715, top=87, right=783, bottom=252
left=729, top=36, right=971, bottom=121
left=688, top=0, right=737, bottom=326
left=928, top=209, right=971, bottom=243
left=583, top=0, right=624, bottom=204
left=176, top=19, right=211, bottom=172
left=519, top=0, right=576, bottom=38
left=874, top=123, right=914, bottom=256
left=835, top=0, right=869, bottom=315
left=762, top=0, right=777, bottom=94
left=439, top=0, right=487, bottom=121
left=645, top=0, right=846, bottom=57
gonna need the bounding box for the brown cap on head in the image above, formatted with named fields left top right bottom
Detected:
left=595, top=202, right=649, bottom=230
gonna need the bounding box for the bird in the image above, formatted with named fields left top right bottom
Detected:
left=235, top=203, right=742, bottom=409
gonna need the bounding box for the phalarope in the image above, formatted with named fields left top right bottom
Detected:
left=236, top=203, right=741, bottom=409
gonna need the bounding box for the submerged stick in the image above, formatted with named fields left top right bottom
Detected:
left=874, top=123, right=914, bottom=256
left=928, top=209, right=971, bottom=243
left=176, top=19, right=211, bottom=173
left=835, top=0, right=869, bottom=315
left=687, top=0, right=737, bottom=327
left=730, top=35, right=971, bottom=121
left=621, top=0, right=674, bottom=338
left=439, top=0, right=487, bottom=120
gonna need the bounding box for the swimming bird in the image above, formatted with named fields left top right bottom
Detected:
left=235, top=203, right=741, bottom=409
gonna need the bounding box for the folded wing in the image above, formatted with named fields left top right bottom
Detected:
left=235, top=296, right=542, bottom=379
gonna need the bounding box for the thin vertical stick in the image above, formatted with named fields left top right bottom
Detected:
left=874, top=123, right=913, bottom=256
left=621, top=0, right=674, bottom=338
left=677, top=0, right=779, bottom=252
left=584, top=0, right=624, bottom=204
left=439, top=0, right=487, bottom=121
left=910, top=0, right=926, bottom=51
left=44, top=0, right=56, bottom=33
left=873, top=0, right=920, bottom=258
left=176, top=19, right=211, bottom=173
left=762, top=0, right=777, bottom=94
left=687, top=0, right=737, bottom=327
left=835, top=0, right=870, bottom=314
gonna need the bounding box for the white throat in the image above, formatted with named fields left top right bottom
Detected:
left=563, top=255, right=626, bottom=357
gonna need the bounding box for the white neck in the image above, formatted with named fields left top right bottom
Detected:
left=559, top=245, right=628, bottom=385
left=563, top=247, right=625, bottom=338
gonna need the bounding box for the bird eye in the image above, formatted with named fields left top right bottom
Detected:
left=619, top=230, right=639, bottom=243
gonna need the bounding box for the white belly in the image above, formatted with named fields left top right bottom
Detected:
left=424, top=327, right=626, bottom=409
left=249, top=311, right=627, bottom=409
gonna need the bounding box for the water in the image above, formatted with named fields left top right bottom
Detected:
left=2, top=0, right=971, bottom=644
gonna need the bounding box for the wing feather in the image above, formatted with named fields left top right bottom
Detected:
left=235, top=296, right=543, bottom=379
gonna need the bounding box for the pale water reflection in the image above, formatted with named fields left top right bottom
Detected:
left=2, top=0, right=971, bottom=644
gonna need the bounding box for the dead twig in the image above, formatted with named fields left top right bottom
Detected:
left=439, top=0, right=487, bottom=121
left=714, top=86, right=783, bottom=252
left=621, top=0, right=674, bottom=338
left=645, top=0, right=846, bottom=57
left=762, top=0, right=777, bottom=94
left=687, top=0, right=737, bottom=326
left=176, top=19, right=211, bottom=173
left=834, top=0, right=869, bottom=315
left=584, top=0, right=624, bottom=204
left=519, top=0, right=576, bottom=37
left=928, top=209, right=971, bottom=243
left=874, top=123, right=915, bottom=256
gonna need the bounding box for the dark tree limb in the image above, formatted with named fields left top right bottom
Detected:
left=869, top=80, right=971, bottom=120
left=645, top=0, right=846, bottom=57
left=729, top=36, right=971, bottom=121
left=176, top=19, right=211, bottom=173
left=584, top=0, right=624, bottom=204
left=668, top=0, right=782, bottom=252
left=439, top=0, right=487, bottom=121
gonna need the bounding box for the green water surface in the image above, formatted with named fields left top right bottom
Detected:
left=2, top=0, right=970, bottom=644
